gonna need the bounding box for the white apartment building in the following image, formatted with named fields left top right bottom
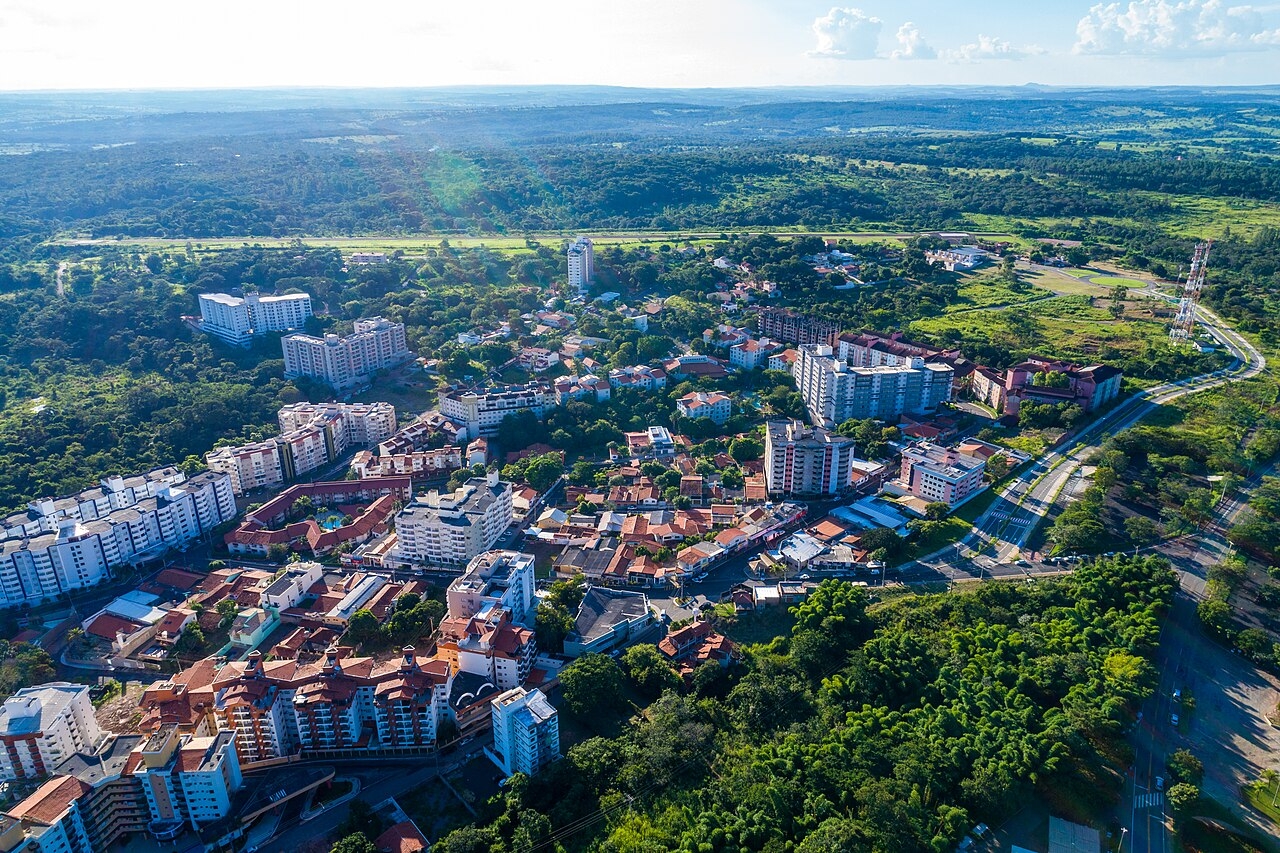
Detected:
left=795, top=345, right=954, bottom=429
left=607, top=365, right=667, bottom=392
left=392, top=473, right=513, bottom=568
left=135, top=727, right=243, bottom=836
left=764, top=419, right=858, bottom=497
left=676, top=391, right=732, bottom=425
left=898, top=442, right=987, bottom=508
left=198, top=292, right=313, bottom=347
left=282, top=317, right=411, bottom=390
left=448, top=551, right=536, bottom=625
left=567, top=237, right=594, bottom=295
left=0, top=684, right=105, bottom=781
left=351, top=448, right=463, bottom=479
left=729, top=338, right=781, bottom=370
left=440, top=385, right=551, bottom=441
left=488, top=687, right=560, bottom=778
left=1, top=776, right=95, bottom=853
left=0, top=471, right=236, bottom=608
left=209, top=402, right=398, bottom=495
left=261, top=562, right=325, bottom=611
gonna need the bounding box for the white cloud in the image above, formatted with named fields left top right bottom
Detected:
left=1075, top=0, right=1280, bottom=55
left=810, top=7, right=883, bottom=59
left=891, top=22, right=937, bottom=60
left=945, top=35, right=1042, bottom=62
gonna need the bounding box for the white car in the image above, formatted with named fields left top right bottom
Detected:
left=1170, top=713, right=1180, bottom=726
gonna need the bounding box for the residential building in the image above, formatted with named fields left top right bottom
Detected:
left=567, top=237, right=594, bottom=294
left=729, top=337, right=781, bottom=370
left=223, top=478, right=411, bottom=557
left=617, top=427, right=676, bottom=463
left=563, top=587, right=653, bottom=657
left=970, top=359, right=1123, bottom=417
left=0, top=684, right=105, bottom=781
left=553, top=375, right=611, bottom=405
left=794, top=345, right=954, bottom=428
left=663, top=355, right=729, bottom=380
left=379, top=412, right=468, bottom=456
left=261, top=562, right=325, bottom=611
left=348, top=252, right=389, bottom=265
left=0, top=470, right=236, bottom=608
left=1, top=775, right=94, bottom=853
left=767, top=348, right=799, bottom=374
left=756, top=307, right=841, bottom=347
left=392, top=473, right=513, bottom=568
left=134, top=727, right=243, bottom=837
left=764, top=419, right=857, bottom=497
left=676, top=391, right=732, bottom=425
left=607, top=365, right=667, bottom=392
left=488, top=687, right=559, bottom=777
left=198, top=291, right=312, bottom=347
left=440, top=385, right=551, bottom=440
left=447, top=551, right=536, bottom=625
left=897, top=442, right=987, bottom=508
left=352, top=448, right=462, bottom=480
left=836, top=330, right=942, bottom=367
left=282, top=317, right=411, bottom=390
left=657, top=621, right=740, bottom=680
left=517, top=347, right=559, bottom=373
left=208, top=403, right=397, bottom=495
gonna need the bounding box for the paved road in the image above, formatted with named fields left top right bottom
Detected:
left=904, top=296, right=1265, bottom=585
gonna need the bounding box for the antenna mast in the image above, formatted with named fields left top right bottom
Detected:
left=1170, top=240, right=1212, bottom=343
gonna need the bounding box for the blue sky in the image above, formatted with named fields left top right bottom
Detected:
left=1, top=0, right=1278, bottom=91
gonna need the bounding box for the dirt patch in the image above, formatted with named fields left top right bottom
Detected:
left=94, top=680, right=145, bottom=732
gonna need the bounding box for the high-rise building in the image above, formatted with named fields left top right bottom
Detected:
left=198, top=292, right=313, bottom=347
left=756, top=307, right=841, bottom=347
left=567, top=237, right=594, bottom=294
left=0, top=684, right=105, bottom=781
left=391, top=473, right=514, bottom=568
left=794, top=345, right=953, bottom=428
left=282, top=317, right=411, bottom=390
left=488, top=687, right=560, bottom=778
left=764, top=420, right=858, bottom=497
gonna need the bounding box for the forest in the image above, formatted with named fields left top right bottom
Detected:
left=367, top=555, right=1177, bottom=853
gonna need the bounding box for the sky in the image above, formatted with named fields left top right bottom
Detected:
left=2, top=0, right=1280, bottom=91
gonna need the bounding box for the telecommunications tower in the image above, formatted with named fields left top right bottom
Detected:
left=1170, top=240, right=1212, bottom=342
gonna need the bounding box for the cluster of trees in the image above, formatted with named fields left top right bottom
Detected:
left=1229, top=477, right=1280, bottom=563
left=499, top=452, right=564, bottom=492
left=425, top=556, right=1175, bottom=853
left=533, top=576, right=585, bottom=655
left=345, top=593, right=446, bottom=650
left=0, top=641, right=56, bottom=695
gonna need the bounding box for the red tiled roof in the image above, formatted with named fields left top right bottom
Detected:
left=85, top=613, right=145, bottom=641
left=375, top=822, right=430, bottom=853
left=7, top=776, right=91, bottom=825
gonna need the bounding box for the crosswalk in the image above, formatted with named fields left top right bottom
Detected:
left=989, top=512, right=1032, bottom=525
left=1134, top=792, right=1164, bottom=809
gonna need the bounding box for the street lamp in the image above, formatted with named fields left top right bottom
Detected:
left=1118, top=827, right=1127, bottom=852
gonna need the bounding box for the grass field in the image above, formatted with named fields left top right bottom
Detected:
left=944, top=269, right=1054, bottom=312
left=1091, top=275, right=1148, bottom=288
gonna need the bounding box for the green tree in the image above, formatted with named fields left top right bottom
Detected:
left=330, top=834, right=377, bottom=853
left=620, top=644, right=681, bottom=699
left=728, top=436, right=763, bottom=463
left=1166, top=782, right=1200, bottom=816
left=267, top=543, right=291, bottom=563
left=1166, top=750, right=1204, bottom=786
left=216, top=599, right=240, bottom=628
left=560, top=653, right=626, bottom=716
left=346, top=609, right=381, bottom=646
left=924, top=502, right=950, bottom=520
left=1124, top=515, right=1159, bottom=546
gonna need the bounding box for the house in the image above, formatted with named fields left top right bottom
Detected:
left=676, top=392, right=732, bottom=425
left=657, top=621, right=740, bottom=680
left=676, top=541, right=725, bottom=575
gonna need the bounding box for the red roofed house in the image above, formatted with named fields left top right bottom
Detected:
left=376, top=821, right=430, bottom=853
left=657, top=621, right=740, bottom=680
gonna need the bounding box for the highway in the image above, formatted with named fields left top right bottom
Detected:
left=906, top=296, right=1266, bottom=584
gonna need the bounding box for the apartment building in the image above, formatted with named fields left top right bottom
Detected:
left=209, top=647, right=454, bottom=760
left=1, top=776, right=94, bottom=853
left=764, top=420, right=858, bottom=497
left=208, top=402, right=397, bottom=495
left=795, top=345, right=954, bottom=428
left=0, top=684, right=105, bottom=781
left=607, top=365, right=667, bottom=392
left=391, top=473, right=514, bottom=568
left=351, top=447, right=462, bottom=480
left=553, top=375, right=611, bottom=405
left=134, top=727, right=243, bottom=836
left=440, top=385, right=551, bottom=441
left=756, top=307, right=841, bottom=347
left=488, top=687, right=560, bottom=777
left=0, top=471, right=236, bottom=608
left=836, top=330, right=940, bottom=367
left=898, top=442, right=987, bottom=508
left=198, top=292, right=313, bottom=347
left=379, top=412, right=468, bottom=456
left=970, top=359, right=1123, bottom=417
left=676, top=391, right=732, bottom=425
left=729, top=337, right=781, bottom=370
left=282, top=317, right=411, bottom=390
left=447, top=551, right=536, bottom=625
left=567, top=236, right=594, bottom=295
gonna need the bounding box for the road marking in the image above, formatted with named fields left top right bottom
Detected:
left=1134, top=792, right=1163, bottom=809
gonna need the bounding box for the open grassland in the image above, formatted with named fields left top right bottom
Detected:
left=943, top=269, right=1055, bottom=312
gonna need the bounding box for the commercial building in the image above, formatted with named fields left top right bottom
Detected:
left=488, top=687, right=560, bottom=778
left=925, top=246, right=987, bottom=271
left=0, top=684, right=105, bottom=781
left=764, top=420, right=858, bottom=497
left=392, top=473, right=513, bottom=568
left=794, top=345, right=954, bottom=428
left=567, top=236, right=594, bottom=294
left=676, top=391, right=732, bottom=425
left=208, top=402, right=397, bottom=495
left=0, top=470, right=236, bottom=608
left=440, top=385, right=551, bottom=441
left=563, top=586, right=653, bottom=657
left=282, top=317, right=411, bottom=390
left=198, top=292, right=313, bottom=347
left=897, top=442, right=987, bottom=508
left=756, top=307, right=841, bottom=347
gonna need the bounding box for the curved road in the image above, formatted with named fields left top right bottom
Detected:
left=905, top=294, right=1266, bottom=584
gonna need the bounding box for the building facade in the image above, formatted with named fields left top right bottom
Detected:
left=198, top=292, right=313, bottom=347
left=0, top=685, right=105, bottom=781
left=898, top=442, right=987, bottom=508
left=488, top=687, right=560, bottom=777
left=764, top=420, right=858, bottom=497
left=795, top=345, right=954, bottom=428
left=440, top=386, right=551, bottom=441
left=567, top=237, right=594, bottom=295
left=392, top=473, right=514, bottom=568
left=676, top=392, right=732, bottom=425
left=282, top=317, right=411, bottom=390
left=756, top=307, right=841, bottom=347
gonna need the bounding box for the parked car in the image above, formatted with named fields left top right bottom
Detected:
left=1155, top=776, right=1164, bottom=791
left=1172, top=688, right=1182, bottom=702
left=1170, top=713, right=1180, bottom=726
